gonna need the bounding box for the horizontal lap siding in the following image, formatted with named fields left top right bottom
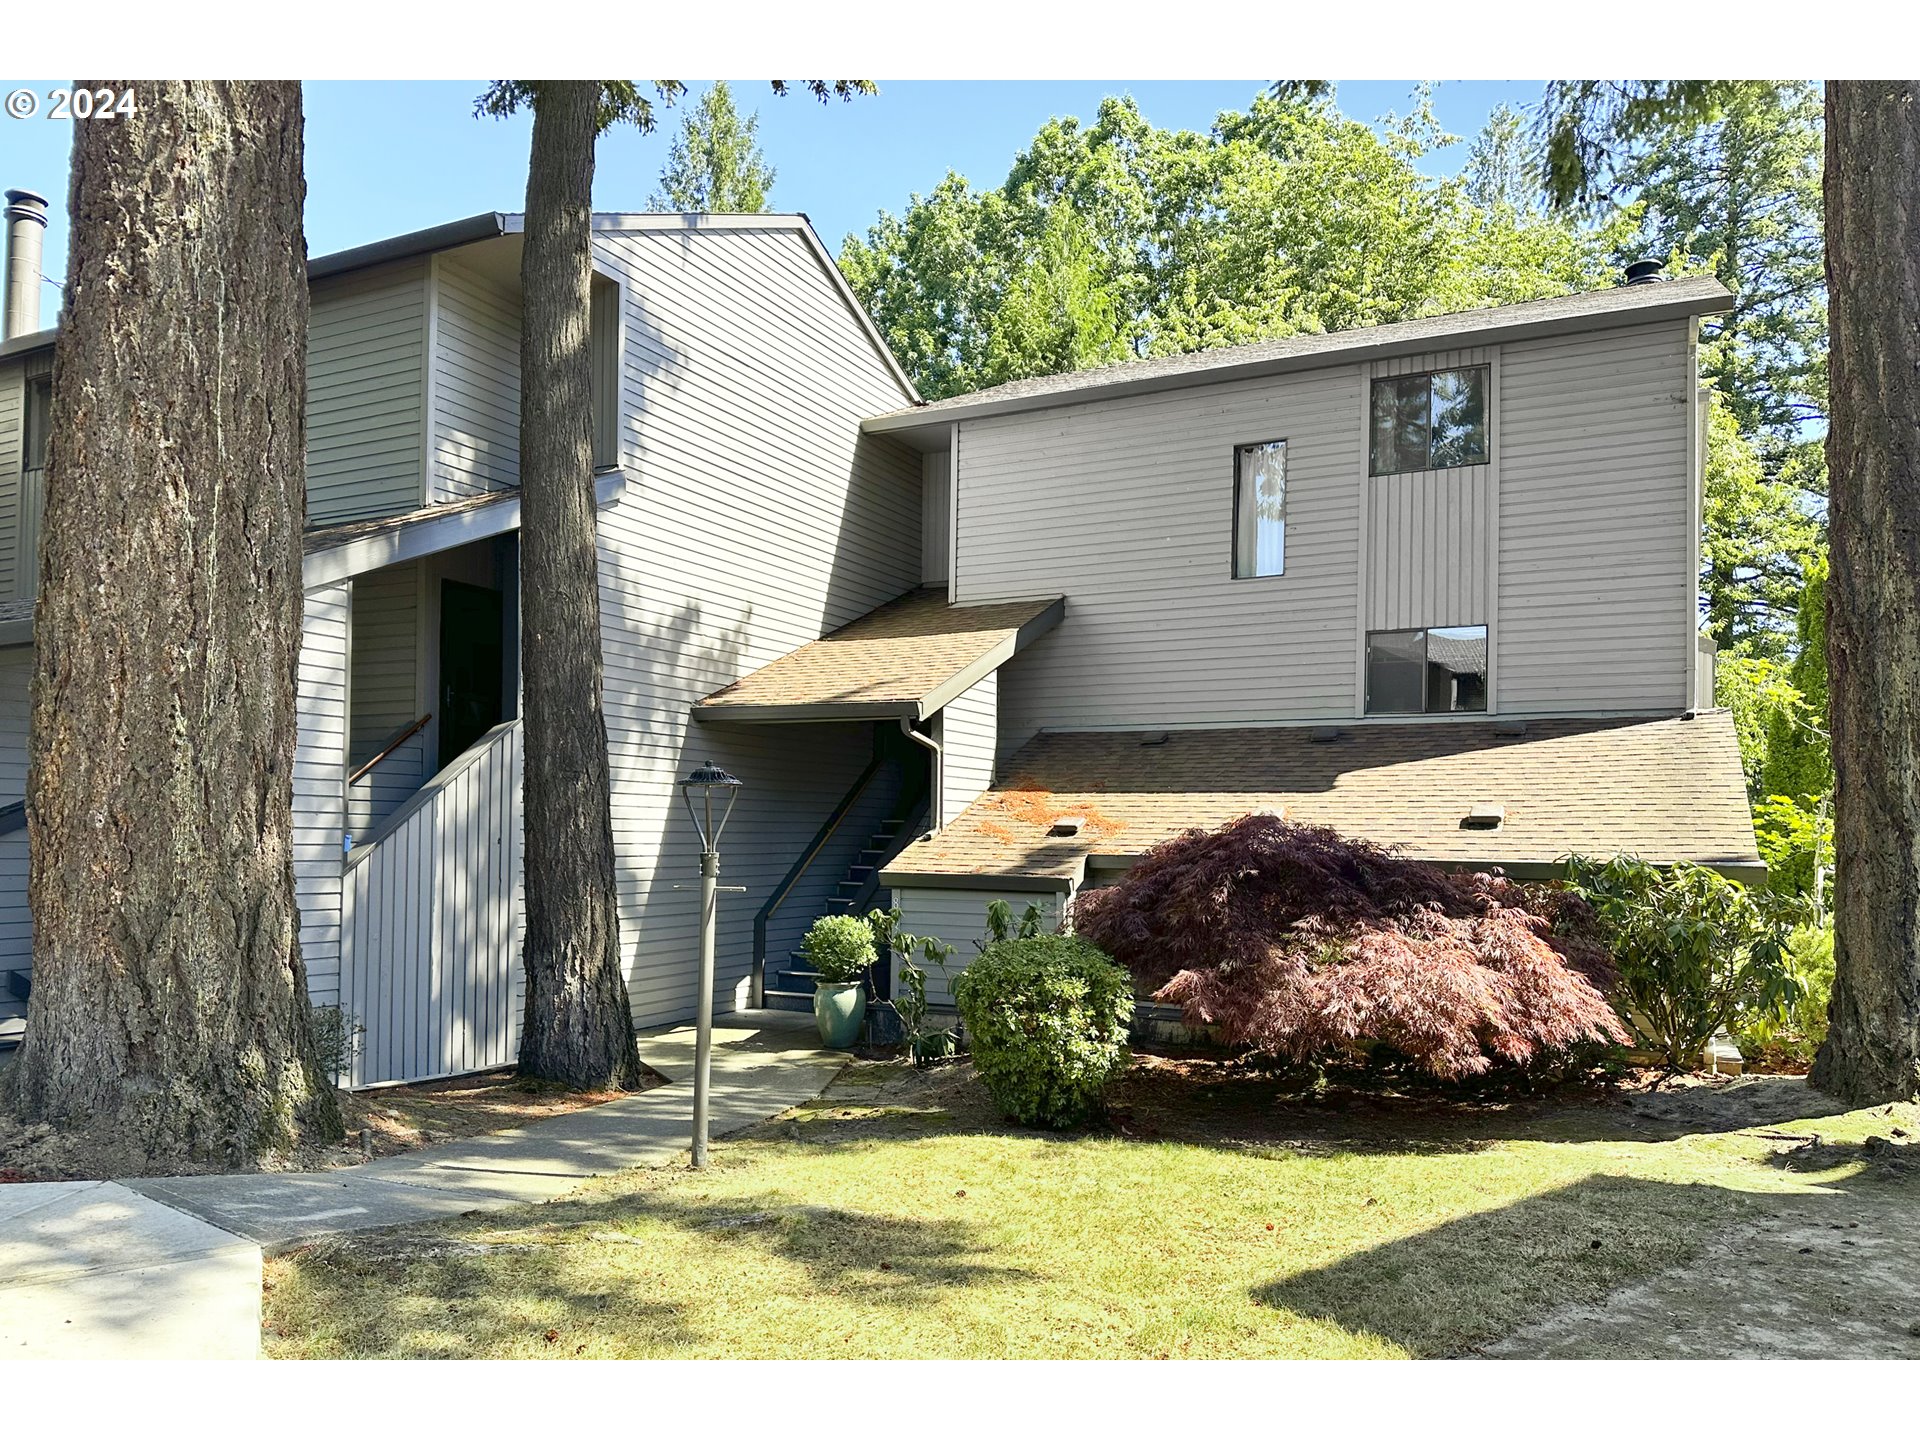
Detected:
left=346, top=563, right=425, bottom=837
left=430, top=257, right=521, bottom=503
left=957, top=369, right=1363, bottom=741
left=307, top=263, right=427, bottom=524
left=890, top=887, right=1065, bottom=1008
left=1498, top=321, right=1692, bottom=714
left=0, top=646, right=29, bottom=1019
left=0, top=362, right=21, bottom=598
left=937, top=672, right=996, bottom=826
left=589, top=225, right=920, bottom=1026
left=294, top=583, right=349, bottom=1010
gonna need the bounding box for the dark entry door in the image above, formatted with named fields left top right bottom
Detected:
left=439, top=581, right=505, bottom=768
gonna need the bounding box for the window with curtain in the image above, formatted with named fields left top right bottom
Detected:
left=1366, top=625, right=1489, bottom=714
left=1232, top=439, right=1287, bottom=578
left=1369, top=366, right=1489, bottom=475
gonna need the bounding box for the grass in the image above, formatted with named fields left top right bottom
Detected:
left=262, top=1056, right=1917, bottom=1359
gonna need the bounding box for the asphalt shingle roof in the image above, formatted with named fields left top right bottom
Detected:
left=865, top=276, right=1733, bottom=432
left=694, top=587, right=1065, bottom=722
left=882, top=711, right=1760, bottom=886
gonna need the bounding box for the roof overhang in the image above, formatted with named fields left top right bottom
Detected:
left=302, top=469, right=626, bottom=590
left=693, top=592, right=1064, bottom=725
left=863, top=278, right=1733, bottom=439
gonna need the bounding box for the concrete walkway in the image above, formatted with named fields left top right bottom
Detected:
left=2, top=1014, right=842, bottom=1358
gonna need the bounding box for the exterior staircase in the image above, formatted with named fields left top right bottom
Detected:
left=764, top=808, right=921, bottom=1013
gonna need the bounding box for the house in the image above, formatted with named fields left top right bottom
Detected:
left=0, top=182, right=1759, bottom=1078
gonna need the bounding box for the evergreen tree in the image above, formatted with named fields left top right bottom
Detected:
left=649, top=82, right=776, bottom=213
left=1759, top=552, right=1831, bottom=806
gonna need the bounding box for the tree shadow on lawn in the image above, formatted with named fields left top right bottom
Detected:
left=814, top=1053, right=1853, bottom=1163
left=1250, top=1171, right=1784, bottom=1357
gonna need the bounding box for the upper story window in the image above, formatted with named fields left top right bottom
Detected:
left=1369, top=366, right=1489, bottom=475
left=23, top=375, right=51, bottom=472
left=1232, top=439, right=1286, bottom=578
left=1366, top=625, right=1488, bottom=715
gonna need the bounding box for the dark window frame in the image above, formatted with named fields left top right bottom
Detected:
left=1365, top=624, right=1490, bottom=716
left=23, top=375, right=52, bottom=473
left=1368, top=364, right=1491, bottom=477
left=1231, top=437, right=1288, bottom=580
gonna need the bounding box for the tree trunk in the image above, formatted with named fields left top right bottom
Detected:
left=516, top=82, right=644, bottom=1090
left=2, top=82, right=342, bottom=1164
left=1810, top=81, right=1920, bottom=1104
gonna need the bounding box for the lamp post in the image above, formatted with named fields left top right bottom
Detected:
left=679, top=761, right=743, bottom=1169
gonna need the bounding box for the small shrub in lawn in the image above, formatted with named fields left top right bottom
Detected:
left=1560, top=854, right=1798, bottom=1069
left=802, top=914, right=877, bottom=983
left=952, top=935, right=1133, bottom=1127
left=1074, top=814, right=1628, bottom=1080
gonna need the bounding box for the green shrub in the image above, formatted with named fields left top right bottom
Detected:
left=801, top=914, right=877, bottom=983
left=1733, top=924, right=1834, bottom=1066
left=952, top=934, right=1133, bottom=1127
left=1561, top=854, right=1798, bottom=1068
left=309, top=1006, right=363, bottom=1085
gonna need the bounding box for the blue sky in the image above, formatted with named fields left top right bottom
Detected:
left=0, top=79, right=1542, bottom=303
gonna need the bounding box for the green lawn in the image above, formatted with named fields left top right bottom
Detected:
left=262, top=1057, right=1915, bottom=1359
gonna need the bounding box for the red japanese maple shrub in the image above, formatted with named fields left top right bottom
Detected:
left=1073, top=814, right=1626, bottom=1079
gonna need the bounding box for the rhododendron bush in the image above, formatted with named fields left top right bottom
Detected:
left=1073, top=815, right=1628, bottom=1079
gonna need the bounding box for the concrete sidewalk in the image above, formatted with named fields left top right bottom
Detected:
left=5, top=1013, right=843, bottom=1357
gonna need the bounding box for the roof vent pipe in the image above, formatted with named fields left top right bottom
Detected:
left=1623, top=258, right=1666, bottom=286
left=4, top=188, right=48, bottom=340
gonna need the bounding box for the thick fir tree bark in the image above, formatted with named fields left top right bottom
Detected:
left=1810, top=81, right=1920, bottom=1104
left=516, top=82, right=645, bottom=1089
left=3, top=82, right=343, bottom=1163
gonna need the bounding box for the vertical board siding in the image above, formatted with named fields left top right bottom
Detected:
left=587, top=224, right=921, bottom=1026
left=1364, top=347, right=1494, bottom=635
left=920, top=449, right=951, bottom=586
left=307, top=262, right=428, bottom=524
left=937, top=671, right=997, bottom=827
left=0, top=645, right=31, bottom=1021
left=346, top=562, right=425, bottom=837
left=293, top=583, right=350, bottom=1010
left=890, top=887, right=1065, bottom=1007
left=430, top=256, right=522, bottom=503
left=0, top=360, right=22, bottom=599
left=1498, top=321, right=1693, bottom=714
left=955, top=366, right=1365, bottom=741
left=341, top=719, right=522, bottom=1086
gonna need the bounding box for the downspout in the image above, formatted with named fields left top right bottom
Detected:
left=901, top=716, right=943, bottom=836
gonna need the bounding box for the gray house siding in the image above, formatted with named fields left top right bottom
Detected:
left=889, top=886, right=1066, bottom=1008
left=294, top=582, right=350, bottom=1011
left=956, top=366, right=1365, bottom=746
left=0, top=360, right=21, bottom=599
left=345, top=561, right=425, bottom=839
left=307, top=261, right=428, bottom=525
left=936, top=671, right=997, bottom=827
left=587, top=222, right=921, bottom=1025
left=1497, top=321, right=1694, bottom=715
left=954, top=316, right=1697, bottom=736
left=0, top=645, right=29, bottom=1022
left=429, top=254, right=521, bottom=504
left=920, top=449, right=951, bottom=587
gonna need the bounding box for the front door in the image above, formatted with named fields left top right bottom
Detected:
left=439, top=580, right=505, bottom=768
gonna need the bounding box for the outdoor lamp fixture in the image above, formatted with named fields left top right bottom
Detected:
left=679, top=761, right=745, bottom=1169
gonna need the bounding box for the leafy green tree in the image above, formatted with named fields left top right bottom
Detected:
left=649, top=82, right=776, bottom=213
left=1701, top=403, right=1825, bottom=654
left=1760, top=551, right=1831, bottom=803
left=843, top=90, right=1620, bottom=400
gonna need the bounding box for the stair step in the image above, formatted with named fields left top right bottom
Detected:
left=762, top=987, right=815, bottom=1014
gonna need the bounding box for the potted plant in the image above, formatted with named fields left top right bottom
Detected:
left=802, top=914, right=875, bottom=1048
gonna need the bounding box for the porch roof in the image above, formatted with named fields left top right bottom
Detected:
left=693, top=587, right=1065, bottom=724
left=880, top=710, right=1762, bottom=891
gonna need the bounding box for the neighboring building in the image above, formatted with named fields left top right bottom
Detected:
left=0, top=184, right=1758, bottom=1076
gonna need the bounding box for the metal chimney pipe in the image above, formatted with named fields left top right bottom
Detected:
left=4, top=188, right=49, bottom=340
left=1623, top=258, right=1667, bottom=286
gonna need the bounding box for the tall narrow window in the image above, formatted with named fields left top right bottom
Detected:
left=1232, top=439, right=1286, bottom=578
left=1369, top=366, right=1489, bottom=475
left=589, top=277, right=620, bottom=471
left=1366, top=625, right=1488, bottom=714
